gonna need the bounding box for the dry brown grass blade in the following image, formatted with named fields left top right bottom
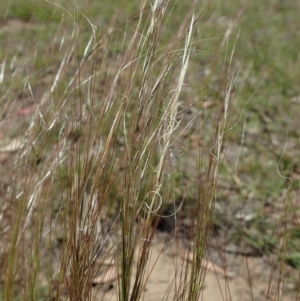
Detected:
left=0, top=137, right=23, bottom=152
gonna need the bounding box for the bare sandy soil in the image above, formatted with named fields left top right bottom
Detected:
left=91, top=234, right=296, bottom=301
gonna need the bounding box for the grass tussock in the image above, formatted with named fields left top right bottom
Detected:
left=0, top=0, right=299, bottom=301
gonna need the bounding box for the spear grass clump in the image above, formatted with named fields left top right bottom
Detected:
left=1, top=1, right=236, bottom=301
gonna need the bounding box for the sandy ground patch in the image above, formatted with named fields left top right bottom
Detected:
left=91, top=235, right=295, bottom=301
